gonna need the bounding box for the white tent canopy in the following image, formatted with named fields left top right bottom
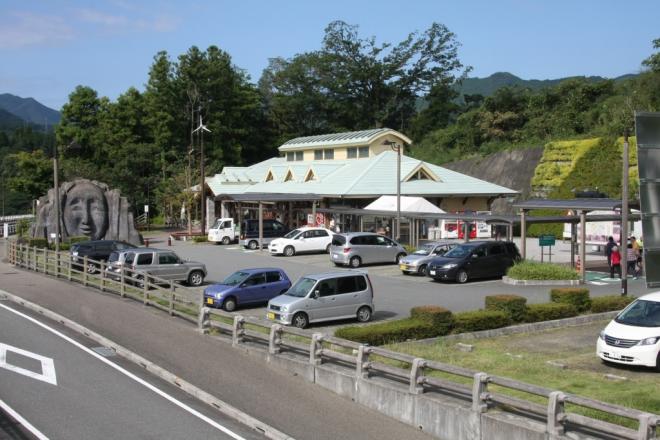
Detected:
left=364, top=196, right=445, bottom=214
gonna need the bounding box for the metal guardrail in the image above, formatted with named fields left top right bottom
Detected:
left=6, top=240, right=659, bottom=440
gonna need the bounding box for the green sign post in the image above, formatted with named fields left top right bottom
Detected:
left=539, top=235, right=555, bottom=262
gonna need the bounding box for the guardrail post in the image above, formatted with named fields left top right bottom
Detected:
left=409, top=358, right=426, bottom=395
left=100, top=261, right=105, bottom=291
left=472, top=372, right=489, bottom=413
left=143, top=275, right=148, bottom=305
left=67, top=252, right=72, bottom=281
left=32, top=246, right=37, bottom=271
left=169, top=281, right=174, bottom=315
left=83, top=256, right=88, bottom=286
left=197, top=306, right=209, bottom=333
left=309, top=333, right=323, bottom=365
left=43, top=247, right=48, bottom=274
left=120, top=269, right=125, bottom=297
left=269, top=324, right=282, bottom=355
left=356, top=345, right=371, bottom=379
left=55, top=250, right=60, bottom=278
left=637, top=414, right=655, bottom=440
left=232, top=315, right=245, bottom=346
left=547, top=391, right=566, bottom=436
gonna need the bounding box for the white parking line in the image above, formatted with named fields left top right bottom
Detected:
left=0, top=398, right=49, bottom=440
left=0, top=303, right=248, bottom=440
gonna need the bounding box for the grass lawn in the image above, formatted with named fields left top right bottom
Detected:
left=388, top=321, right=660, bottom=427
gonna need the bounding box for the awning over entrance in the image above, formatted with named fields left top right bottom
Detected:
left=215, top=193, right=323, bottom=203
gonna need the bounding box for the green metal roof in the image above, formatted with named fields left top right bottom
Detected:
left=208, top=151, right=517, bottom=199
left=278, top=128, right=413, bottom=152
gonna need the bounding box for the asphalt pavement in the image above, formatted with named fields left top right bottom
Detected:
left=0, top=302, right=265, bottom=440
left=150, top=234, right=653, bottom=326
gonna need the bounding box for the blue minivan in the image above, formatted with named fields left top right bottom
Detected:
left=203, top=268, right=291, bottom=311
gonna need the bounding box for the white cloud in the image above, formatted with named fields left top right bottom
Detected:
left=75, top=8, right=179, bottom=33
left=0, top=12, right=74, bottom=49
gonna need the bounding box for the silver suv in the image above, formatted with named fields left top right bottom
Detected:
left=116, top=248, right=207, bottom=286
left=329, top=232, right=406, bottom=268
left=266, top=271, right=374, bottom=328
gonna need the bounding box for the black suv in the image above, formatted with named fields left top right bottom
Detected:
left=427, top=240, right=521, bottom=283
left=240, top=219, right=288, bottom=250
left=71, top=240, right=137, bottom=274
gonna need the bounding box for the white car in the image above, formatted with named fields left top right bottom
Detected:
left=268, top=227, right=334, bottom=257
left=597, top=291, right=660, bottom=370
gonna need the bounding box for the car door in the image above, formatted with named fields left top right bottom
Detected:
left=157, top=252, right=188, bottom=281
left=486, top=243, right=508, bottom=277
left=264, top=271, right=288, bottom=301
left=314, top=229, right=331, bottom=252
left=308, top=278, right=338, bottom=321
left=239, top=273, right=267, bottom=304
left=360, top=235, right=380, bottom=264
left=467, top=245, right=488, bottom=279
left=297, top=230, right=316, bottom=252
left=334, top=275, right=362, bottom=318
left=375, top=235, right=396, bottom=263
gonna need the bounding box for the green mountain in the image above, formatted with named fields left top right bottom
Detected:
left=0, top=107, right=26, bottom=129
left=0, top=93, right=60, bottom=126
left=456, top=72, right=636, bottom=98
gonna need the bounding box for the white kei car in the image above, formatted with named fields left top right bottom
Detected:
left=597, top=291, right=660, bottom=370
left=268, top=227, right=334, bottom=257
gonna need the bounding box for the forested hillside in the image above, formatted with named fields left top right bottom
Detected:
left=1, top=22, right=659, bottom=218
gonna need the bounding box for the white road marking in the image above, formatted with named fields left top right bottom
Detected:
left=0, top=398, right=50, bottom=440
left=0, top=304, right=248, bottom=440
left=0, top=343, right=57, bottom=385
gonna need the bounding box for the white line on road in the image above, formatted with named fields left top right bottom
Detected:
left=0, top=398, right=49, bottom=440
left=0, top=303, right=248, bottom=440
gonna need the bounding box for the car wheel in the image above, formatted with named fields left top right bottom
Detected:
left=655, top=353, right=660, bottom=372
left=349, top=256, right=362, bottom=268
left=188, top=270, right=204, bottom=286
left=135, top=274, right=146, bottom=289
left=325, top=243, right=332, bottom=253
left=221, top=236, right=231, bottom=245
left=284, top=245, right=295, bottom=257
left=418, top=264, right=428, bottom=276
left=292, top=312, right=309, bottom=329
left=356, top=306, right=372, bottom=323
left=456, top=269, right=468, bottom=284
left=395, top=253, right=406, bottom=264
left=223, top=297, right=237, bottom=312
left=247, top=240, right=259, bottom=250
left=86, top=262, right=97, bottom=274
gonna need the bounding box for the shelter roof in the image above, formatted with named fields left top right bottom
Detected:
left=513, top=198, right=640, bottom=211
left=278, top=128, right=412, bottom=151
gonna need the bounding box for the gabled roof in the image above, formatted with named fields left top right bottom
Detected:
left=207, top=150, right=517, bottom=198
left=278, top=128, right=412, bottom=152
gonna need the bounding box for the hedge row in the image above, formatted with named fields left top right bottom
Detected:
left=336, top=288, right=636, bottom=345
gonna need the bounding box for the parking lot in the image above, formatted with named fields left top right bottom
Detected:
left=143, top=233, right=653, bottom=330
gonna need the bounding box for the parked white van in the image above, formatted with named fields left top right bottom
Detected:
left=597, top=292, right=660, bottom=370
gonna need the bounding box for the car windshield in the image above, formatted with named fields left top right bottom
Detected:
left=222, top=271, right=251, bottom=286
left=284, top=229, right=302, bottom=239
left=211, top=219, right=223, bottom=229
left=124, top=253, right=135, bottom=265
left=286, top=277, right=316, bottom=297
left=108, top=251, right=119, bottom=263
left=615, top=299, right=660, bottom=327
left=443, top=245, right=473, bottom=258
left=413, top=244, right=435, bottom=256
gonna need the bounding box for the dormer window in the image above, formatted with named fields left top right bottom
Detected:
left=284, top=169, right=295, bottom=182
left=265, top=170, right=275, bottom=182
left=304, top=168, right=317, bottom=182
left=405, top=164, right=438, bottom=182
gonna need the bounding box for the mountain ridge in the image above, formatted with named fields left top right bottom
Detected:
left=0, top=93, right=60, bottom=126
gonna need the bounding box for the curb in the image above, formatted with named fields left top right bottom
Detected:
left=0, top=289, right=295, bottom=440
left=413, top=310, right=619, bottom=344
left=502, top=276, right=582, bottom=286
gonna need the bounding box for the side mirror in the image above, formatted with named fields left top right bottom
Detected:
left=471, top=254, right=478, bottom=259
left=312, top=290, right=320, bottom=299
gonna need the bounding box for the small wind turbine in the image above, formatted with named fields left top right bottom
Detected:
left=192, top=115, right=211, bottom=236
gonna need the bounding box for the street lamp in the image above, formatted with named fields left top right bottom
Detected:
left=381, top=139, right=402, bottom=241
left=193, top=115, right=211, bottom=236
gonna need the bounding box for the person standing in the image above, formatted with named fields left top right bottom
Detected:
left=626, top=241, right=638, bottom=278
left=610, top=245, right=622, bottom=279
left=605, top=236, right=616, bottom=268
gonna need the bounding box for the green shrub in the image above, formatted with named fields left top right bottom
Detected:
left=550, top=288, right=591, bottom=313
left=485, top=295, right=528, bottom=322
left=193, top=235, right=208, bottom=243
left=67, top=236, right=90, bottom=244
left=335, top=318, right=440, bottom=345
left=590, top=295, right=635, bottom=313
left=56, top=242, right=71, bottom=251
left=16, top=218, right=31, bottom=237
left=507, top=261, right=579, bottom=280
left=410, top=306, right=453, bottom=329
left=27, top=238, right=49, bottom=248
left=524, top=303, right=578, bottom=322
left=452, top=310, right=510, bottom=334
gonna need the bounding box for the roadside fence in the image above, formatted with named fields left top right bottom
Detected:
left=6, top=240, right=658, bottom=440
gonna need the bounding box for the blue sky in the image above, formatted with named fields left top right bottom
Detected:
left=2, top=0, right=659, bottom=110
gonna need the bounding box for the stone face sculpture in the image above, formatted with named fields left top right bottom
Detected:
left=32, top=179, right=142, bottom=245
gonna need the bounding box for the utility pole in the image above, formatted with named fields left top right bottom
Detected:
left=53, top=143, right=60, bottom=252
left=621, top=131, right=630, bottom=296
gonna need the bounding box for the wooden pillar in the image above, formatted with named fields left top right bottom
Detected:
left=579, top=210, right=586, bottom=283
left=258, top=202, right=263, bottom=252
left=520, top=210, right=527, bottom=260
